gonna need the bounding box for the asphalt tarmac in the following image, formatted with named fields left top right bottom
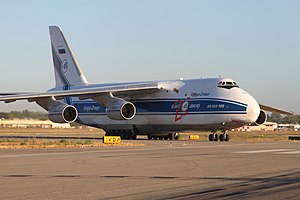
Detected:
left=1, top=140, right=300, bottom=200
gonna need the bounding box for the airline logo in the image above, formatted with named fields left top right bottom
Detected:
left=173, top=98, right=190, bottom=122
left=62, top=59, right=68, bottom=73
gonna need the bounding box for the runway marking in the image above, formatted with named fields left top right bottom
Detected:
left=274, top=150, right=300, bottom=154
left=233, top=149, right=295, bottom=154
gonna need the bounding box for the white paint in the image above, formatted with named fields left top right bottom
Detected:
left=233, top=149, right=295, bottom=154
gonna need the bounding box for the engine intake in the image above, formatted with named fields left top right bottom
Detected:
left=48, top=104, right=78, bottom=123
left=106, top=100, right=136, bottom=120
left=253, top=110, right=267, bottom=126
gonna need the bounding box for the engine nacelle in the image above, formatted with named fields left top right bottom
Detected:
left=253, top=110, right=267, bottom=126
left=48, top=104, right=78, bottom=123
left=106, top=100, right=136, bottom=120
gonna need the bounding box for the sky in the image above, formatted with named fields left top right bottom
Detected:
left=0, top=0, right=299, bottom=114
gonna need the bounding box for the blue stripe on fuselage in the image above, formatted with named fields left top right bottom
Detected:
left=71, top=98, right=247, bottom=115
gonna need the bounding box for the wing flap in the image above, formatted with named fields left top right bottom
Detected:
left=259, top=104, right=294, bottom=116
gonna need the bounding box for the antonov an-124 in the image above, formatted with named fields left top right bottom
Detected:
left=0, top=26, right=293, bottom=141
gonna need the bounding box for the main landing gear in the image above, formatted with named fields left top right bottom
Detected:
left=209, top=130, right=229, bottom=142
left=147, top=132, right=180, bottom=140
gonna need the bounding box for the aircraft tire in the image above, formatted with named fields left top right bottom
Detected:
left=213, top=133, right=218, bottom=141
left=224, top=133, right=229, bottom=142
left=174, top=133, right=180, bottom=140
left=219, top=134, right=224, bottom=141
left=169, top=133, right=179, bottom=140
left=209, top=134, right=214, bottom=141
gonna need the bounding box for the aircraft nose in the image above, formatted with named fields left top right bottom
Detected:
left=246, top=95, right=261, bottom=123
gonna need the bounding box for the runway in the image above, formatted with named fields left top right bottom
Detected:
left=1, top=140, right=300, bottom=200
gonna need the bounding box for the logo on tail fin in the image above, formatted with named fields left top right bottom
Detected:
left=62, top=59, right=68, bottom=73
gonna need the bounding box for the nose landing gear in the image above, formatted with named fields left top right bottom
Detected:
left=209, top=130, right=229, bottom=142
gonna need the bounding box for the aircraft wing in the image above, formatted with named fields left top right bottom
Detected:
left=0, top=82, right=160, bottom=104
left=0, top=93, right=26, bottom=95
left=259, top=104, right=294, bottom=116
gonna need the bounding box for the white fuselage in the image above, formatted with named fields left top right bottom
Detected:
left=53, top=77, right=260, bottom=135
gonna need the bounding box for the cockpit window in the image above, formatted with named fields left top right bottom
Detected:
left=218, top=81, right=239, bottom=89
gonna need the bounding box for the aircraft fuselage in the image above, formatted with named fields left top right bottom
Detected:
left=53, top=78, right=260, bottom=135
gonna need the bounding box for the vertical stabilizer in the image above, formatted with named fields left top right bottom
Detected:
left=49, top=26, right=88, bottom=87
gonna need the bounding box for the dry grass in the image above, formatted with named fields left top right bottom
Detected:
left=180, top=131, right=300, bottom=142
left=0, top=128, right=142, bottom=149
left=0, top=128, right=299, bottom=149
left=0, top=127, right=103, bottom=136
left=0, top=138, right=144, bottom=149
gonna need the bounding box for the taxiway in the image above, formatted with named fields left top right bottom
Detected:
left=1, top=140, right=300, bottom=199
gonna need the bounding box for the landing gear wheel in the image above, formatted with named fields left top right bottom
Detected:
left=167, top=133, right=180, bottom=140
left=219, top=134, right=224, bottom=141
left=213, top=133, right=218, bottom=141
left=224, top=133, right=229, bottom=142
left=132, top=134, right=137, bottom=140
left=174, top=133, right=180, bottom=140
left=209, top=133, right=218, bottom=141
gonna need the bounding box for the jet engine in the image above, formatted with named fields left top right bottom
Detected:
left=253, top=110, right=267, bottom=126
left=48, top=104, right=78, bottom=123
left=106, top=100, right=136, bottom=120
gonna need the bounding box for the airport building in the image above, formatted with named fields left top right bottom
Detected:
left=232, top=122, right=300, bottom=132
left=277, top=124, right=300, bottom=131
left=0, top=119, right=71, bottom=129
left=233, top=122, right=278, bottom=132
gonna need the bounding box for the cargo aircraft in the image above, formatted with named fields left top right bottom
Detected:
left=0, top=26, right=293, bottom=141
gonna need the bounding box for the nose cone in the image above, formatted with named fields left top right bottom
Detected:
left=245, top=94, right=261, bottom=124
left=229, top=89, right=261, bottom=124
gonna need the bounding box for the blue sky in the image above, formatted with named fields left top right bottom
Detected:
left=0, top=0, right=299, bottom=114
